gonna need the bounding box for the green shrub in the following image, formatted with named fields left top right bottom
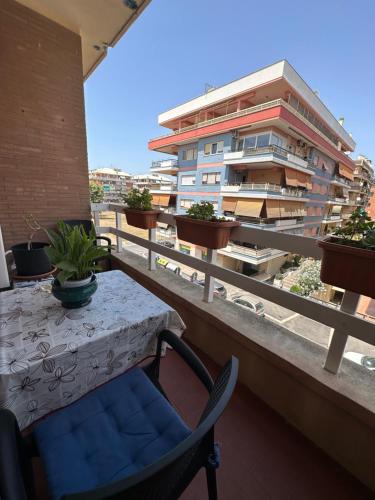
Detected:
left=333, top=207, right=375, bottom=250
left=45, top=222, right=109, bottom=285
left=186, top=201, right=224, bottom=221
left=122, top=188, right=153, bottom=211
left=290, top=284, right=303, bottom=294
left=89, top=181, right=104, bottom=203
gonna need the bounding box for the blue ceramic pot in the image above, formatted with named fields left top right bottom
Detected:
left=52, top=275, right=98, bottom=309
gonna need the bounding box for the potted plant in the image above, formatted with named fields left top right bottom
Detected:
left=318, top=207, right=375, bottom=298
left=45, top=222, right=109, bottom=308
left=11, top=215, right=52, bottom=276
left=122, top=188, right=161, bottom=229
left=175, top=201, right=240, bottom=249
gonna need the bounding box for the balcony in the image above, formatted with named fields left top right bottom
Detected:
left=151, top=159, right=179, bottom=175
left=218, top=242, right=287, bottom=264
left=326, top=196, right=350, bottom=205
left=224, top=145, right=312, bottom=173
left=150, top=99, right=343, bottom=152
left=331, top=175, right=352, bottom=188
left=149, top=183, right=177, bottom=193
left=221, top=183, right=308, bottom=200
left=88, top=202, right=375, bottom=495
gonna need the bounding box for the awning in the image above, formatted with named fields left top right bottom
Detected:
left=251, top=169, right=282, bottom=184
left=265, top=200, right=281, bottom=218
left=152, top=194, right=170, bottom=207
left=279, top=201, right=306, bottom=217
left=222, top=197, right=238, bottom=212
left=235, top=199, right=264, bottom=217
left=332, top=205, right=343, bottom=214
left=338, top=163, right=354, bottom=181
left=285, top=168, right=311, bottom=189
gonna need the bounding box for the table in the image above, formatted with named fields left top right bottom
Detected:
left=0, top=270, right=185, bottom=430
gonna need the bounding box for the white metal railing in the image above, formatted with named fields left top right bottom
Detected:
left=151, top=98, right=342, bottom=151
left=151, top=159, right=178, bottom=169
left=91, top=202, right=375, bottom=376
left=222, top=183, right=305, bottom=198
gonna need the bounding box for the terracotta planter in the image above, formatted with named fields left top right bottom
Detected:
left=124, top=209, right=161, bottom=229
left=175, top=216, right=240, bottom=249
left=318, top=237, right=375, bottom=298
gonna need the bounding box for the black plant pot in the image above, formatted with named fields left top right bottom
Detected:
left=11, top=242, right=51, bottom=276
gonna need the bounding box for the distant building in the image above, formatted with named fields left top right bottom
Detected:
left=149, top=60, right=359, bottom=278
left=89, top=168, right=131, bottom=202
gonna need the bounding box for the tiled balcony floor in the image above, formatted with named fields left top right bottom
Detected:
left=33, top=345, right=374, bottom=500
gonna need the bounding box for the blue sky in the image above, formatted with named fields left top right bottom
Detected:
left=85, top=0, right=375, bottom=174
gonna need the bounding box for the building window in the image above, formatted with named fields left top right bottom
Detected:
left=180, top=199, right=194, bottom=209
left=271, top=133, right=284, bottom=148
left=202, top=172, right=221, bottom=185
left=180, top=175, right=196, bottom=186
left=182, top=147, right=197, bottom=161
left=203, top=141, right=224, bottom=155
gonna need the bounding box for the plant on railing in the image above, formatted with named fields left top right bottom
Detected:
left=122, top=188, right=153, bottom=211
left=175, top=201, right=240, bottom=249
left=89, top=181, right=104, bottom=203
left=290, top=259, right=325, bottom=297
left=45, top=222, right=108, bottom=285
left=186, top=201, right=223, bottom=222
left=331, top=207, right=375, bottom=250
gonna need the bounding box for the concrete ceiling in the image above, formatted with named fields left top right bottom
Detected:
left=16, top=0, right=151, bottom=79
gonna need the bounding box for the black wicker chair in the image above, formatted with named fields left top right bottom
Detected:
left=0, top=330, right=238, bottom=500
left=63, top=219, right=112, bottom=270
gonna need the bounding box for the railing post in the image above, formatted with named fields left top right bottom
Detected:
left=203, top=249, right=217, bottom=303
left=93, top=210, right=100, bottom=229
left=323, top=290, right=360, bottom=374
left=148, top=228, right=156, bottom=271
left=115, top=212, right=122, bottom=253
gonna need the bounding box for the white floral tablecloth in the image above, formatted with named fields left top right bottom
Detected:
left=0, top=270, right=185, bottom=429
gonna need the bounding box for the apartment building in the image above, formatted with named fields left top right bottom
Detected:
left=89, top=168, right=131, bottom=203
left=149, top=61, right=357, bottom=277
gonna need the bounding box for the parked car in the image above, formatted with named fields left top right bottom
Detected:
left=155, top=256, right=180, bottom=275
left=157, top=241, right=175, bottom=248
left=344, top=352, right=375, bottom=371
left=231, top=295, right=265, bottom=316
left=193, top=279, right=227, bottom=299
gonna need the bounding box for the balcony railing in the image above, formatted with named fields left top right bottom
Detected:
left=220, top=242, right=286, bottom=260
left=225, top=145, right=310, bottom=170
left=222, top=183, right=306, bottom=198
left=327, top=196, right=350, bottom=204
left=151, top=159, right=178, bottom=171
left=332, top=175, right=352, bottom=187
left=92, top=202, right=375, bottom=378
left=152, top=99, right=343, bottom=151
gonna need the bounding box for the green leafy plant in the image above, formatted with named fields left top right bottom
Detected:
left=332, top=207, right=375, bottom=250
left=186, top=201, right=224, bottom=221
left=290, top=284, right=303, bottom=295
left=89, top=181, right=104, bottom=203
left=122, top=188, right=153, bottom=211
left=45, top=222, right=109, bottom=285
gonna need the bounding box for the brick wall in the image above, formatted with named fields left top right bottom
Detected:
left=0, top=0, right=90, bottom=249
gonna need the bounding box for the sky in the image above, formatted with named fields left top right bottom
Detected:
left=84, top=0, right=375, bottom=174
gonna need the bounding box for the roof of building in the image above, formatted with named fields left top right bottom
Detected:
left=158, top=60, right=355, bottom=151
left=90, top=168, right=131, bottom=177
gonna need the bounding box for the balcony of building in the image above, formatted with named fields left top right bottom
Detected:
left=151, top=159, right=179, bottom=175
left=218, top=241, right=287, bottom=265
left=85, top=203, right=375, bottom=496
left=221, top=182, right=308, bottom=201
left=224, top=144, right=313, bottom=173
left=2, top=3, right=375, bottom=497
left=331, top=175, right=352, bottom=188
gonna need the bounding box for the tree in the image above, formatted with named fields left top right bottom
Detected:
left=89, top=182, right=104, bottom=203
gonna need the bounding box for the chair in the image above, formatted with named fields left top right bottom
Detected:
left=63, top=219, right=112, bottom=270
left=0, top=330, right=238, bottom=500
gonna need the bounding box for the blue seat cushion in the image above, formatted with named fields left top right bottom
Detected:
left=33, top=367, right=191, bottom=500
